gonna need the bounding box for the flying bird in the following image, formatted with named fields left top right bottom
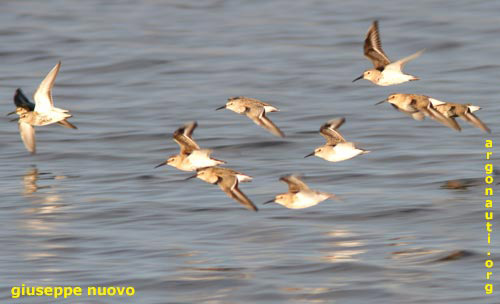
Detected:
left=430, top=100, right=491, bottom=133
left=216, top=96, right=285, bottom=137
left=264, top=175, right=337, bottom=209
left=155, top=121, right=225, bottom=171
left=8, top=88, right=77, bottom=129
left=353, top=20, right=424, bottom=86
left=305, top=117, right=370, bottom=162
left=187, top=166, right=257, bottom=212
left=376, top=93, right=461, bottom=131
left=8, top=62, right=76, bottom=154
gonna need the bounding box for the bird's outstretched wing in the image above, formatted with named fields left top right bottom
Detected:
left=19, top=121, right=36, bottom=154
left=319, top=117, right=346, bottom=145
left=218, top=174, right=258, bottom=212
left=34, top=61, right=61, bottom=114
left=246, top=106, right=285, bottom=137
left=14, top=88, right=35, bottom=111
left=422, top=104, right=461, bottom=131
left=173, top=121, right=200, bottom=154
left=462, top=110, right=491, bottom=133
left=364, top=21, right=391, bottom=69
left=280, top=175, right=310, bottom=193
left=385, top=49, right=424, bottom=73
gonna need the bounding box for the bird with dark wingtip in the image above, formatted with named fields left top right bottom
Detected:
left=8, top=88, right=77, bottom=130
left=8, top=62, right=77, bottom=154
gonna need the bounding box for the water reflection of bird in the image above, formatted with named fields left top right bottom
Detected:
left=22, top=166, right=51, bottom=195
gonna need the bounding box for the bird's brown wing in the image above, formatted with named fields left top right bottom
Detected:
left=218, top=174, right=258, bottom=212
left=422, top=104, right=461, bottom=131
left=280, top=175, right=310, bottom=193
left=246, top=106, right=284, bottom=137
left=319, top=118, right=346, bottom=145
left=462, top=110, right=491, bottom=133
left=364, top=21, right=391, bottom=69
left=173, top=121, right=200, bottom=154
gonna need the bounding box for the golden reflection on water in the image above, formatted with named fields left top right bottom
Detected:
left=280, top=287, right=334, bottom=304
left=325, top=229, right=354, bottom=238
left=21, top=167, right=63, bottom=219
left=22, top=167, right=42, bottom=195
left=322, top=229, right=365, bottom=263
left=18, top=166, right=66, bottom=264
left=21, top=167, right=60, bottom=196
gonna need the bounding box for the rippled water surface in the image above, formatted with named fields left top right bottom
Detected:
left=1, top=1, right=499, bottom=303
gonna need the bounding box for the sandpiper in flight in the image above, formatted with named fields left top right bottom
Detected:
left=305, top=117, right=370, bottom=162
left=155, top=121, right=225, bottom=171
left=187, top=166, right=257, bottom=212
left=429, top=99, right=491, bottom=133
left=9, top=62, right=76, bottom=154
left=216, top=96, right=285, bottom=137
left=8, top=88, right=77, bottom=129
left=352, top=21, right=424, bottom=86
left=376, top=93, right=461, bottom=131
left=264, top=175, right=337, bottom=209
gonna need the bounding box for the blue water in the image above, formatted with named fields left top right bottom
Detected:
left=0, top=1, right=498, bottom=303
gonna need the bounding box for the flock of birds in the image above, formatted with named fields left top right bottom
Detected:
left=8, top=21, right=491, bottom=212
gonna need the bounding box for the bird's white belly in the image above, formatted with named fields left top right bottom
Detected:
left=325, top=143, right=363, bottom=162
left=396, top=102, right=418, bottom=113
left=187, top=153, right=219, bottom=170
left=289, top=192, right=329, bottom=209
left=32, top=110, right=71, bottom=126
left=379, top=71, right=410, bottom=86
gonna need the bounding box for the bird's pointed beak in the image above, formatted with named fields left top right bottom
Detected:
left=263, top=199, right=275, bottom=205
left=352, top=75, right=363, bottom=82
left=185, top=174, right=197, bottom=181
left=304, top=151, right=315, bottom=158
left=215, top=105, right=226, bottom=111
left=154, top=161, right=167, bottom=169
left=375, top=99, right=386, bottom=105
left=9, top=118, right=17, bottom=122
left=7, top=111, right=15, bottom=116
